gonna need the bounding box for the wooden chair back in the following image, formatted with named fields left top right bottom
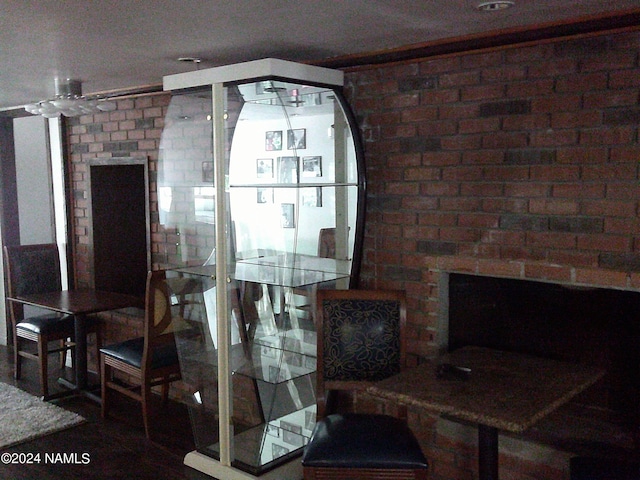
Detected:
left=4, top=243, right=63, bottom=322
left=315, top=289, right=407, bottom=418
left=317, top=228, right=336, bottom=258
left=141, top=270, right=189, bottom=373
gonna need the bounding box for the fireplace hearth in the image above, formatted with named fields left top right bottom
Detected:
left=447, top=273, right=640, bottom=451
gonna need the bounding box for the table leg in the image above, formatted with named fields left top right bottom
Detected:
left=56, top=313, right=101, bottom=403
left=478, top=424, right=499, bottom=480
left=74, top=314, right=88, bottom=390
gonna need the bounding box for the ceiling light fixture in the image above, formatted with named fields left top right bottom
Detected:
left=476, top=1, right=515, bottom=11
left=24, top=78, right=116, bottom=118
left=178, top=57, right=202, bottom=70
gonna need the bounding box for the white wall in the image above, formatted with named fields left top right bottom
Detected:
left=14, top=116, right=55, bottom=244
left=1, top=116, right=58, bottom=345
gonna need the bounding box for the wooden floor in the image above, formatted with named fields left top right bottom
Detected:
left=0, top=345, right=215, bottom=480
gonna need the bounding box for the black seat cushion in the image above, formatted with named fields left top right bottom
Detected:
left=570, top=456, right=640, bottom=480
left=16, top=314, right=74, bottom=335
left=100, top=337, right=178, bottom=370
left=302, top=413, right=428, bottom=470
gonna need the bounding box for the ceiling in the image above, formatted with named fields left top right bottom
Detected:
left=1, top=0, right=640, bottom=112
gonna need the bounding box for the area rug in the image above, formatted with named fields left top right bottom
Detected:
left=0, top=382, right=85, bottom=449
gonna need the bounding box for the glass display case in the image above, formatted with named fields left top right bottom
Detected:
left=159, top=59, right=365, bottom=479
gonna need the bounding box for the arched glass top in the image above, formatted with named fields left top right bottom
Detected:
left=158, top=74, right=364, bottom=279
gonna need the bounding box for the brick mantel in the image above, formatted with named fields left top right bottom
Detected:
left=428, top=255, right=640, bottom=291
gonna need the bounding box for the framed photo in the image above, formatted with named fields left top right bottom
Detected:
left=265, top=130, right=282, bottom=151
left=301, top=156, right=322, bottom=177
left=277, top=156, right=298, bottom=183
left=267, top=424, right=280, bottom=438
left=202, top=161, right=214, bottom=182
left=256, top=158, right=273, bottom=178
left=287, top=128, right=306, bottom=150
left=281, top=203, right=295, bottom=228
left=283, top=430, right=304, bottom=447
left=272, top=444, right=289, bottom=459
left=301, top=187, right=322, bottom=207
left=305, top=410, right=316, bottom=431
left=280, top=420, right=302, bottom=435
left=257, top=188, right=273, bottom=204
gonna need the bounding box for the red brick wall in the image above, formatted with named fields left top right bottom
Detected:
left=66, top=93, right=172, bottom=286
left=344, top=31, right=640, bottom=364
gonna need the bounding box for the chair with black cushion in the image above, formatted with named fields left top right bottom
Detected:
left=4, top=243, right=100, bottom=400
left=100, top=269, right=184, bottom=438
left=302, top=289, right=429, bottom=480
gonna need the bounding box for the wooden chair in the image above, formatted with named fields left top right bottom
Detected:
left=302, top=289, right=429, bottom=479
left=4, top=243, right=100, bottom=400
left=99, top=269, right=184, bottom=438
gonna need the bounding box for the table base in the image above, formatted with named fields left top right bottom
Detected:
left=53, top=377, right=102, bottom=404
left=479, top=425, right=499, bottom=480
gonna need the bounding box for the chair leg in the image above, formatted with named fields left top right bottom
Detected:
left=161, top=380, right=170, bottom=405
left=100, top=358, right=109, bottom=419
left=38, top=336, right=49, bottom=399
left=13, top=334, right=22, bottom=380
left=94, top=329, right=102, bottom=382
left=141, top=382, right=152, bottom=438
left=59, top=339, right=67, bottom=369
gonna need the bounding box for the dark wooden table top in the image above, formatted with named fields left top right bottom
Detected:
left=8, top=289, right=143, bottom=315
left=367, top=346, right=605, bottom=433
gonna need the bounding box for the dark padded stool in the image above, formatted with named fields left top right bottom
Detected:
left=302, top=413, right=428, bottom=478
left=570, top=456, right=640, bottom=480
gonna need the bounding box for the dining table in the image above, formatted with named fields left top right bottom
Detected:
left=6, top=289, right=143, bottom=402
left=366, top=346, right=605, bottom=480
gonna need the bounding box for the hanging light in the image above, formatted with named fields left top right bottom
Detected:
left=24, top=78, right=117, bottom=118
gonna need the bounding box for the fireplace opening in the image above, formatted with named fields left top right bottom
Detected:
left=448, top=273, right=639, bottom=452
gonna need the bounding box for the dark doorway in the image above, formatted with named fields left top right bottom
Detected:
left=88, top=158, right=149, bottom=298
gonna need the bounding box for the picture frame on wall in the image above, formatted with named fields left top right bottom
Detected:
left=257, top=188, right=273, bottom=204
left=272, top=444, right=289, bottom=459
left=281, top=203, right=295, bottom=228
left=265, top=130, right=282, bottom=151
left=257, top=158, right=273, bottom=178
left=202, top=161, right=214, bottom=182
left=287, top=128, right=306, bottom=150
left=301, top=156, right=322, bottom=177
left=267, top=424, right=280, bottom=438
left=301, top=187, right=322, bottom=207
left=277, top=156, right=298, bottom=183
